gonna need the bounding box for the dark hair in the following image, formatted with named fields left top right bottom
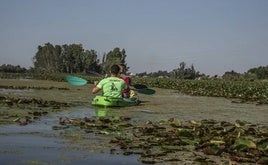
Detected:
left=119, top=63, right=126, bottom=68
left=110, top=64, right=120, bottom=75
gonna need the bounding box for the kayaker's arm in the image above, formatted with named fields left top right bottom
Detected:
left=92, top=81, right=100, bottom=94
left=92, top=86, right=100, bottom=94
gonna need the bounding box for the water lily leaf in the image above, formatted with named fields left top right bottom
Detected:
left=52, top=125, right=69, bottom=130
left=176, top=129, right=194, bottom=138
left=170, top=119, right=182, bottom=127
left=230, top=156, right=255, bottom=163
left=259, top=127, right=268, bottom=137
left=99, top=130, right=110, bottom=135
left=33, top=111, right=42, bottom=116
left=201, top=119, right=218, bottom=125
left=224, top=125, right=236, bottom=133
left=234, top=138, right=256, bottom=151
left=13, top=117, right=20, bottom=122
left=235, top=120, right=251, bottom=126
left=245, top=127, right=259, bottom=135
left=139, top=157, right=158, bottom=164
left=194, top=157, right=214, bottom=163
left=257, top=138, right=268, bottom=151
left=209, top=140, right=225, bottom=145
left=202, top=145, right=221, bottom=155
left=181, top=138, right=196, bottom=146
left=257, top=157, right=268, bottom=164
left=189, top=120, right=201, bottom=126
left=162, top=145, right=183, bottom=151
left=220, top=121, right=234, bottom=127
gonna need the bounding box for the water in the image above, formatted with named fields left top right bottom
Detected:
left=0, top=107, right=142, bottom=165
left=1, top=80, right=268, bottom=164
left=0, top=88, right=34, bottom=96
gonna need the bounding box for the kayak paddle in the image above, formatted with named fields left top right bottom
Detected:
left=66, top=75, right=155, bottom=95
left=132, top=84, right=148, bottom=89
left=134, top=88, right=155, bottom=95
left=66, top=75, right=88, bottom=86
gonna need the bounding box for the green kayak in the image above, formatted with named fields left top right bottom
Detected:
left=91, top=95, right=140, bottom=107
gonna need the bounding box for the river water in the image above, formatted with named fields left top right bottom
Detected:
left=0, top=107, right=142, bottom=165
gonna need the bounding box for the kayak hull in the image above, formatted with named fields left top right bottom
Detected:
left=91, top=95, right=139, bottom=107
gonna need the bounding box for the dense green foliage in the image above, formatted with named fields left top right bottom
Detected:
left=101, top=47, right=127, bottom=74
left=138, top=66, right=268, bottom=81
left=0, top=64, right=29, bottom=73
left=136, top=62, right=202, bottom=79
left=33, top=43, right=99, bottom=73
left=32, top=43, right=126, bottom=74
left=248, top=65, right=268, bottom=79
left=221, top=66, right=268, bottom=81
left=132, top=78, right=268, bottom=104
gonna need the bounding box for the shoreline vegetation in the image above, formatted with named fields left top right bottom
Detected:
left=1, top=72, right=267, bottom=105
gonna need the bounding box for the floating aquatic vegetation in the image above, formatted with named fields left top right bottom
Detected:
left=53, top=115, right=268, bottom=164
left=133, top=78, right=268, bottom=104
left=10, top=111, right=49, bottom=126
left=0, top=84, right=69, bottom=90
left=0, top=96, right=70, bottom=108
left=0, top=96, right=70, bottom=126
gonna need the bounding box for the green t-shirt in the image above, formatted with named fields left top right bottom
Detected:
left=97, top=77, right=127, bottom=98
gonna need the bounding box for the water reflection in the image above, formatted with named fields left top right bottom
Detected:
left=94, top=107, right=109, bottom=117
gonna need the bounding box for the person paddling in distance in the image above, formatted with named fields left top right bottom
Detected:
left=92, top=64, right=128, bottom=98
left=118, top=63, right=131, bottom=98
left=119, top=63, right=131, bottom=85
left=118, top=63, right=138, bottom=99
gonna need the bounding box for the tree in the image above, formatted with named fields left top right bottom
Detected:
left=82, top=49, right=99, bottom=73
left=101, top=47, right=127, bottom=74
left=171, top=62, right=199, bottom=79
left=33, top=43, right=103, bottom=73
left=222, top=70, right=242, bottom=81
left=184, top=64, right=198, bottom=79
left=0, top=64, right=27, bottom=73
left=33, top=43, right=62, bottom=73
left=247, top=65, right=268, bottom=79
left=32, top=43, right=129, bottom=74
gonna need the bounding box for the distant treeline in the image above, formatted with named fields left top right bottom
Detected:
left=220, top=66, right=268, bottom=80
left=1, top=42, right=267, bottom=80
left=136, top=62, right=202, bottom=79
left=143, top=65, right=268, bottom=80
left=0, top=64, right=32, bottom=73
left=33, top=43, right=126, bottom=74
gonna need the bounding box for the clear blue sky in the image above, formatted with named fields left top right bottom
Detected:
left=0, top=0, right=267, bottom=76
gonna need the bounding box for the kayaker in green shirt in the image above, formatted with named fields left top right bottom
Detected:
left=92, top=64, right=127, bottom=98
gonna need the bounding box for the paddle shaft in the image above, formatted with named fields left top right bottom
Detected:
left=66, top=75, right=155, bottom=95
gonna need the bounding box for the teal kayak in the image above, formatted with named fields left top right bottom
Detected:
left=91, top=95, right=140, bottom=107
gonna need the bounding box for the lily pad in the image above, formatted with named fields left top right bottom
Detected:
left=233, top=137, right=256, bottom=151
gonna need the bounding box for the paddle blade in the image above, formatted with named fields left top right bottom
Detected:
left=133, top=84, right=148, bottom=89
left=66, top=75, right=88, bottom=86
left=136, top=88, right=156, bottom=95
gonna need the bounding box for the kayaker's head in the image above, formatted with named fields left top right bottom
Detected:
left=110, top=64, right=121, bottom=77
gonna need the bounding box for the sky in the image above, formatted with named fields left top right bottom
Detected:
left=0, top=0, right=267, bottom=76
